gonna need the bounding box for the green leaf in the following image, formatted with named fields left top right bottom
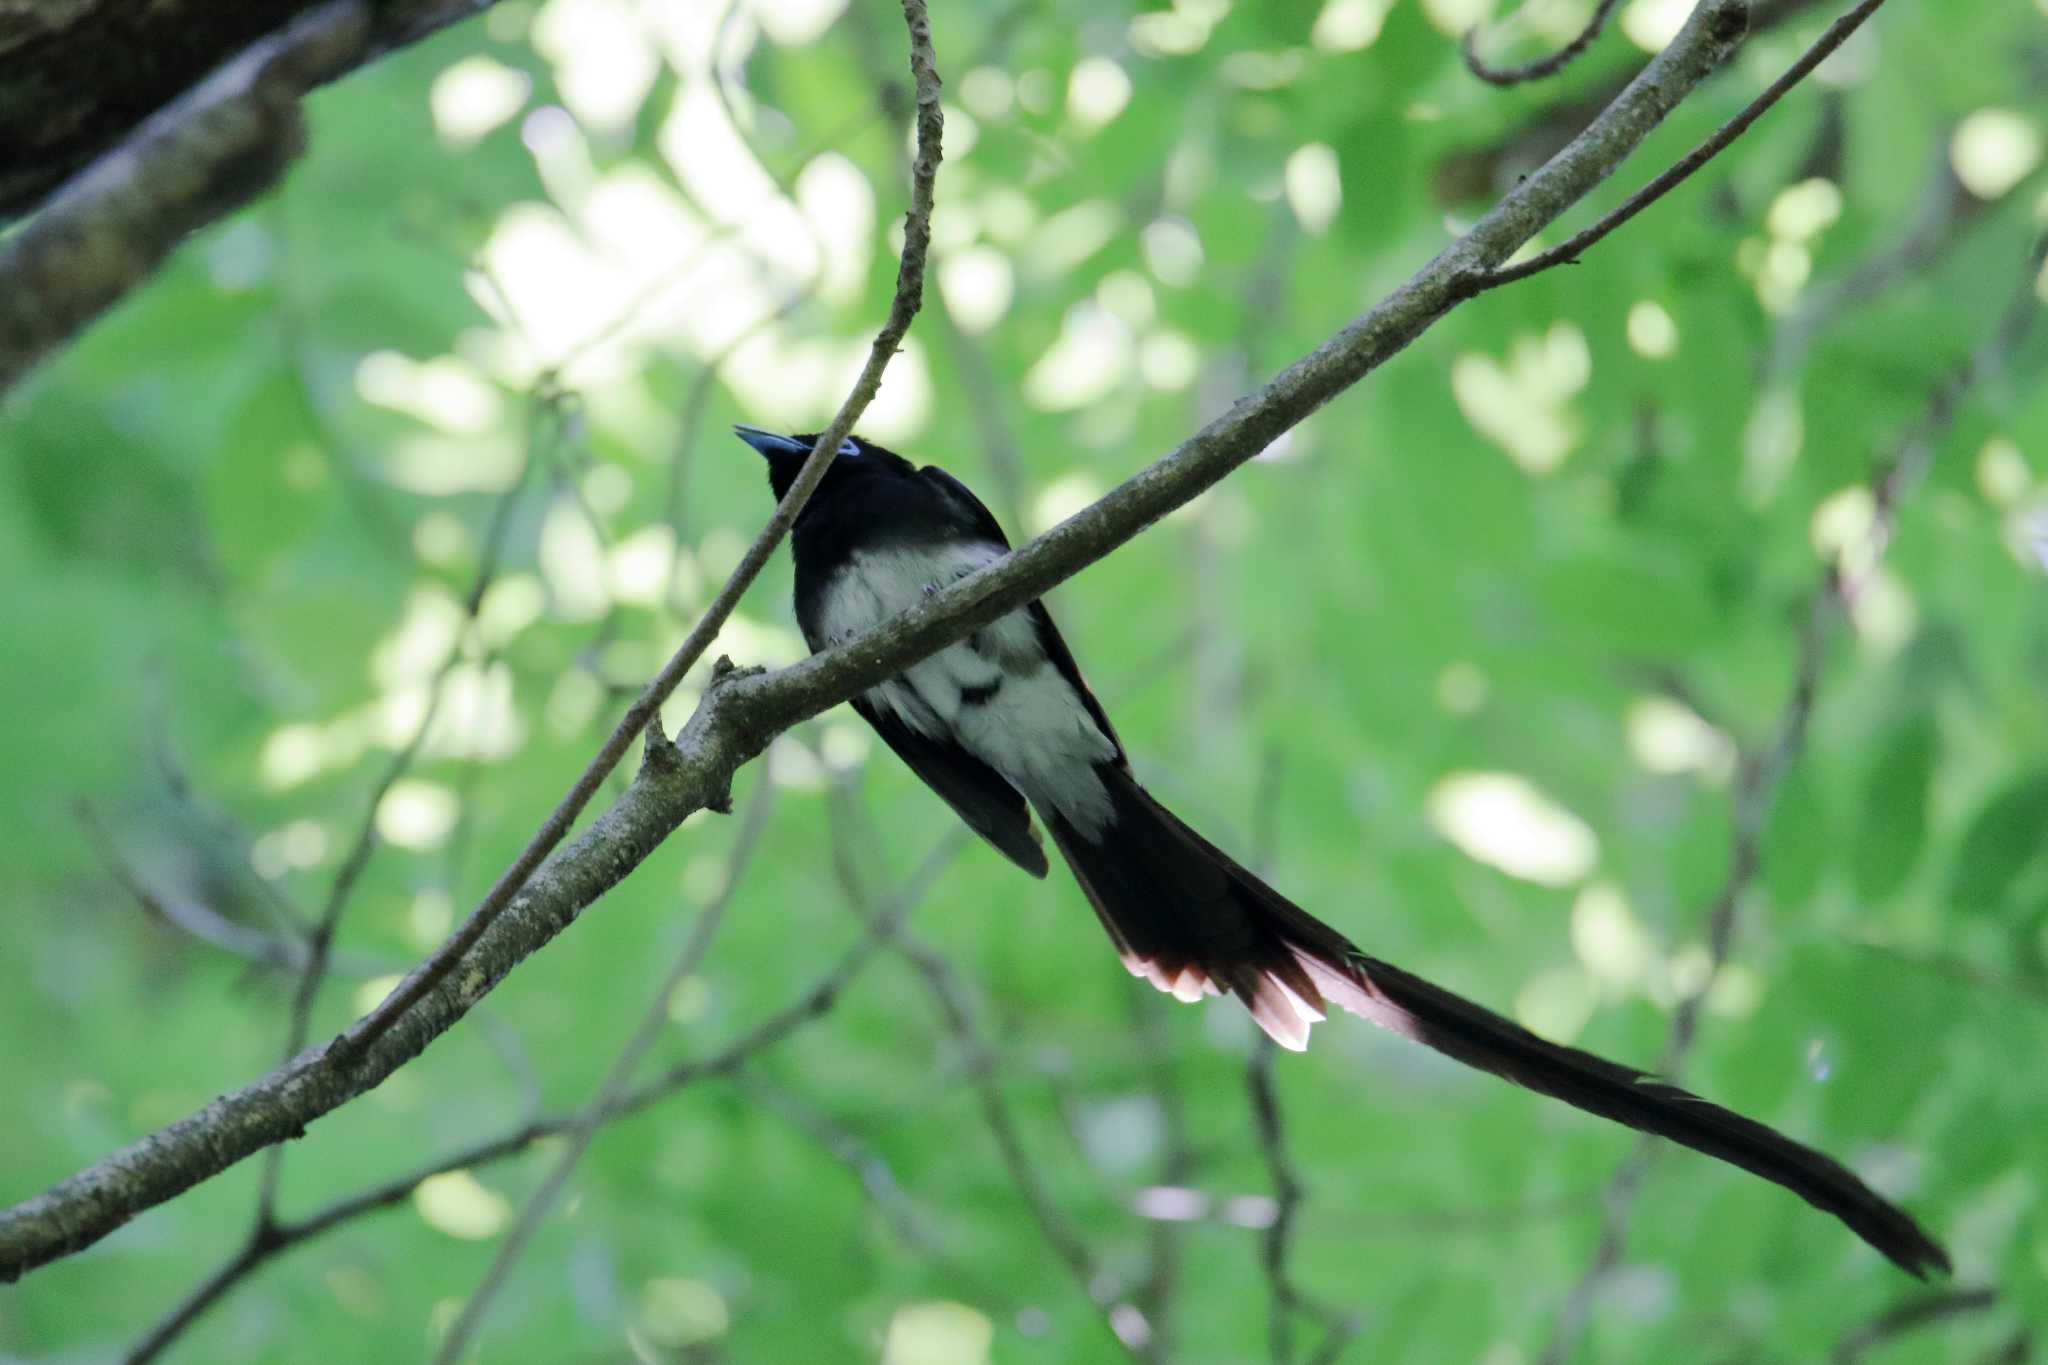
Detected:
left=1850, top=712, right=1936, bottom=903
left=1948, top=773, right=2048, bottom=916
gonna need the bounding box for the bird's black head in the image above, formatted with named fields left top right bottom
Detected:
left=732, top=425, right=913, bottom=503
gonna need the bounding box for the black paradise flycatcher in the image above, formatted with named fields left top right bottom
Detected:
left=734, top=424, right=1947, bottom=1277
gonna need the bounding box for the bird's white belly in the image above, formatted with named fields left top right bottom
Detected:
left=815, top=543, right=1118, bottom=835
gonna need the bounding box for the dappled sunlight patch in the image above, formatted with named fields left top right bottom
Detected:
left=939, top=244, right=1015, bottom=332
left=1130, top=0, right=1221, bottom=57
left=531, top=0, right=657, bottom=135
left=767, top=735, right=830, bottom=791
left=1626, top=299, right=1678, bottom=359
left=1138, top=328, right=1201, bottom=391
left=1810, top=484, right=1878, bottom=577
left=1625, top=696, right=1734, bottom=782
left=636, top=1278, right=730, bottom=1348
left=251, top=819, right=331, bottom=879
left=430, top=56, right=531, bottom=149
left=414, top=1170, right=512, bottom=1241
left=1141, top=216, right=1204, bottom=287
left=371, top=588, right=466, bottom=691
left=1436, top=661, right=1489, bottom=715
left=408, top=890, right=455, bottom=949
left=413, top=512, right=473, bottom=569
left=1285, top=142, right=1342, bottom=236
left=478, top=574, right=549, bottom=647
left=1067, top=56, right=1133, bottom=134
left=1766, top=178, right=1843, bottom=244
left=884, top=1302, right=993, bottom=1365
left=1420, top=0, right=1494, bottom=37
left=540, top=495, right=612, bottom=621
left=607, top=524, right=679, bottom=608
left=1846, top=567, right=1917, bottom=655
left=838, top=336, right=932, bottom=444
left=355, top=351, right=505, bottom=435
left=820, top=721, right=871, bottom=772
left=354, top=973, right=405, bottom=1020
left=1032, top=471, right=1108, bottom=536
left=708, top=612, right=808, bottom=669
left=1312, top=0, right=1396, bottom=51
left=546, top=668, right=607, bottom=737
left=1976, top=436, right=2032, bottom=507
left=261, top=723, right=329, bottom=790
left=1951, top=109, right=2043, bottom=201
left=2004, top=498, right=2048, bottom=573
left=1425, top=771, right=1598, bottom=887
left=1222, top=49, right=1306, bottom=90
left=1514, top=964, right=1597, bottom=1044
left=1450, top=323, right=1592, bottom=475
left=1024, top=302, right=1133, bottom=411
left=376, top=779, right=461, bottom=851
left=1741, top=385, right=1804, bottom=505
left=960, top=66, right=1014, bottom=121
left=796, top=153, right=876, bottom=307
left=1620, top=0, right=1688, bottom=51
left=747, top=0, right=850, bottom=46
left=1570, top=882, right=1656, bottom=993
left=430, top=662, right=526, bottom=760
left=1022, top=199, right=1122, bottom=281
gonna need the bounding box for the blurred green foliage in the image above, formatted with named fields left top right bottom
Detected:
left=4, top=1, right=2048, bottom=1361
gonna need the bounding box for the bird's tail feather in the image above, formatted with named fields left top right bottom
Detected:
left=1042, top=763, right=1949, bottom=1279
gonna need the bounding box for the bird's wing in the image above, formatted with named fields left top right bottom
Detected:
left=918, top=464, right=1125, bottom=758
left=850, top=694, right=1049, bottom=877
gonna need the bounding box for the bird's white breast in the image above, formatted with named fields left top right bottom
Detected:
left=814, top=541, right=1119, bottom=836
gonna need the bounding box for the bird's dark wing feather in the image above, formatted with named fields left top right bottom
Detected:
left=850, top=695, right=1049, bottom=877
left=919, top=463, right=1124, bottom=759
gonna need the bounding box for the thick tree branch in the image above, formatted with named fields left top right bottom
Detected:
left=0, top=0, right=1765, bottom=1282
left=0, top=0, right=369, bottom=396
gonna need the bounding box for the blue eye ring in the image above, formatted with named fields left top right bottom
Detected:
left=838, top=438, right=861, bottom=457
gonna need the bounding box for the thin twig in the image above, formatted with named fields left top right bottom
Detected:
left=251, top=399, right=544, bottom=1227
left=1535, top=235, right=2047, bottom=1365
left=332, top=0, right=944, bottom=1068
left=1833, top=1287, right=2000, bottom=1365
left=77, top=805, right=391, bottom=977
left=1480, top=0, right=1890, bottom=291
left=122, top=834, right=961, bottom=1362
left=828, top=789, right=1142, bottom=1358
left=0, top=1, right=1771, bottom=1280
left=432, top=769, right=777, bottom=1362
left=1464, top=0, right=1626, bottom=87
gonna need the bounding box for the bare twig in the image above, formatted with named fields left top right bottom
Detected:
left=1535, top=236, right=2046, bottom=1365
left=331, top=0, right=945, bottom=1069
left=1480, top=0, right=1890, bottom=291
left=0, top=0, right=1771, bottom=1280
left=432, top=766, right=776, bottom=1362
left=122, top=834, right=962, bottom=1361
left=251, top=398, right=542, bottom=1230
left=827, top=789, right=1140, bottom=1357
left=78, top=806, right=390, bottom=977
left=1833, top=1287, right=2001, bottom=1364
left=1464, top=0, right=1626, bottom=87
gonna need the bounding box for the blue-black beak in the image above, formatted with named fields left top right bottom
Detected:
left=732, top=425, right=812, bottom=459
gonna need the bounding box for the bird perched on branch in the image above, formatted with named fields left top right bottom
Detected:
left=734, top=424, right=1948, bottom=1277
